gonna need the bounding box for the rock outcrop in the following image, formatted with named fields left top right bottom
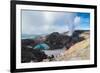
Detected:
left=21, top=46, right=47, bottom=63
left=45, top=31, right=84, bottom=50
left=21, top=39, right=36, bottom=48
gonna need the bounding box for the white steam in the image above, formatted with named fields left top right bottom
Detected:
left=43, top=12, right=80, bottom=36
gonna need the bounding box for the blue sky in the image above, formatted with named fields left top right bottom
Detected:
left=76, top=13, right=90, bottom=30
left=22, top=10, right=90, bottom=35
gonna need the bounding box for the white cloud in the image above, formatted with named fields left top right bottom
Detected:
left=22, top=10, right=78, bottom=35
left=43, top=12, right=54, bottom=31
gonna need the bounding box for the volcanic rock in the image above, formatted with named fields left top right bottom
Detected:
left=45, top=31, right=85, bottom=50
left=21, top=39, right=36, bottom=48
left=45, top=32, right=70, bottom=49
left=21, top=46, right=47, bottom=63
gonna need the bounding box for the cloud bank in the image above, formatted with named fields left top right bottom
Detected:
left=22, top=10, right=89, bottom=35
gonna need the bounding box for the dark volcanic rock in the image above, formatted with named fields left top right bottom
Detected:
left=21, top=46, right=47, bottom=63
left=45, top=31, right=85, bottom=50
left=45, top=32, right=70, bottom=49
left=70, top=31, right=85, bottom=43
left=21, top=39, right=36, bottom=47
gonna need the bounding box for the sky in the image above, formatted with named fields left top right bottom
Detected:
left=21, top=10, right=90, bottom=35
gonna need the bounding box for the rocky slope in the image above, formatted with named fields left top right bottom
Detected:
left=54, top=31, right=90, bottom=61
left=21, top=30, right=90, bottom=62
